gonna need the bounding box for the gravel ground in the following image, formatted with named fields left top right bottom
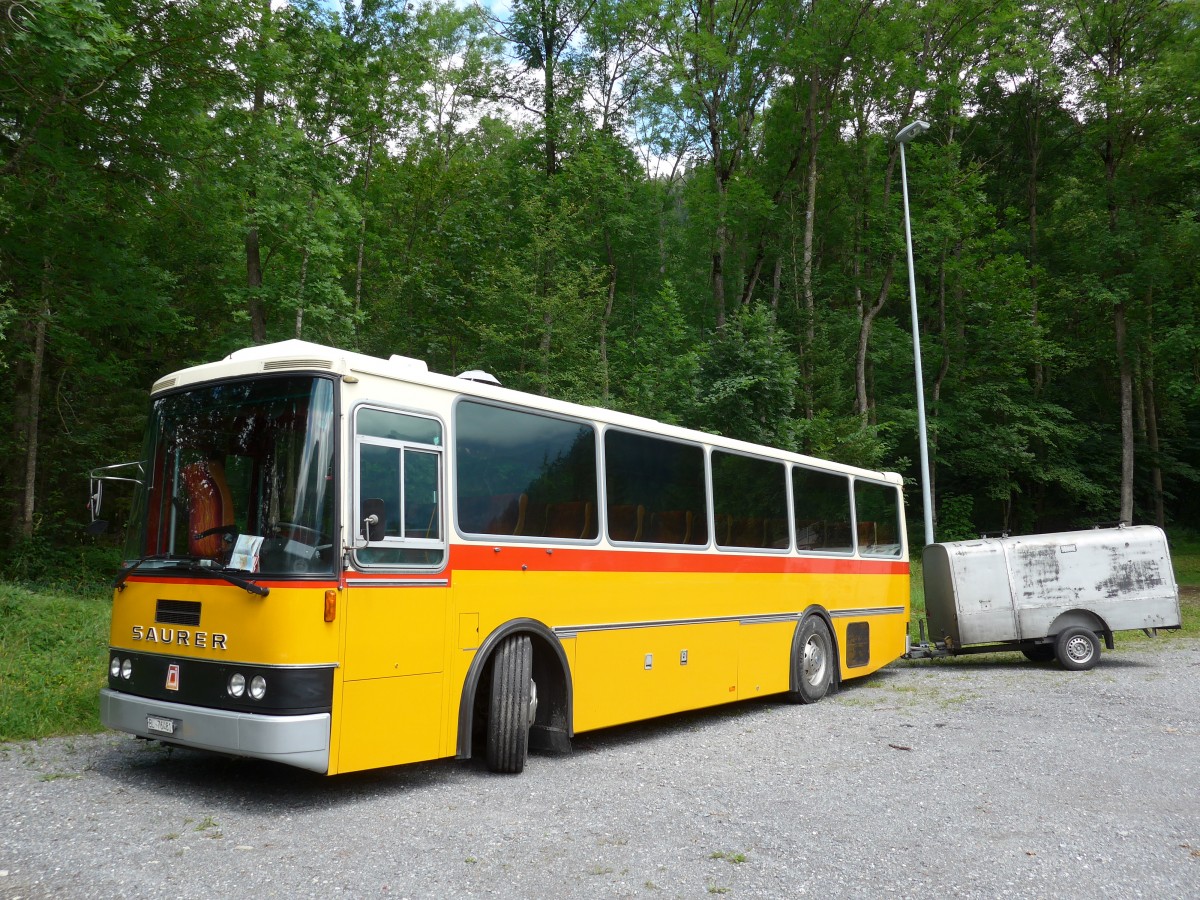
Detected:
left=2, top=638, right=1198, bottom=900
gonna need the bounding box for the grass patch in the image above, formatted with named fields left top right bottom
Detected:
left=709, top=851, right=747, bottom=864
left=0, top=582, right=110, bottom=742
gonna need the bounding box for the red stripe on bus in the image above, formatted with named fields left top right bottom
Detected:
left=447, top=543, right=908, bottom=576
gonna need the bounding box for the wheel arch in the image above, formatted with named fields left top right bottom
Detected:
left=456, top=617, right=573, bottom=760
left=1048, top=609, right=1113, bottom=650
left=789, top=604, right=842, bottom=694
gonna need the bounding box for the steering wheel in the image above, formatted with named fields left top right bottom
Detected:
left=276, top=522, right=331, bottom=547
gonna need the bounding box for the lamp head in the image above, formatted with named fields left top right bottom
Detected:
left=896, top=120, right=930, bottom=143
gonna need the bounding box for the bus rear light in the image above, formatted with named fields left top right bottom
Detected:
left=249, top=675, right=267, bottom=700
left=324, top=589, right=336, bottom=623
left=228, top=673, right=246, bottom=697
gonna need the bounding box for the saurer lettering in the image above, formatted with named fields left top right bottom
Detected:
left=131, top=625, right=227, bottom=650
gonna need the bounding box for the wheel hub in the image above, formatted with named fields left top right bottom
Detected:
left=1065, top=635, right=1092, bottom=663
left=803, top=636, right=827, bottom=686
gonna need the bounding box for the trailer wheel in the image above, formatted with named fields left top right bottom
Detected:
left=1022, top=645, right=1055, bottom=663
left=792, top=617, right=834, bottom=704
left=486, top=635, right=535, bottom=774
left=1054, top=626, right=1101, bottom=671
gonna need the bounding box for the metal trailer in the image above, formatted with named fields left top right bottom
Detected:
left=908, top=525, right=1182, bottom=670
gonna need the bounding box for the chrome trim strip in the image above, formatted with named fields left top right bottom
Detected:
left=554, top=614, right=745, bottom=635
left=553, top=605, right=906, bottom=637
left=106, top=649, right=338, bottom=671
left=739, top=613, right=800, bottom=625
left=828, top=606, right=906, bottom=618
left=344, top=578, right=450, bottom=588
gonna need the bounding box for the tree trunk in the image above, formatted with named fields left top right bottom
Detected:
left=1115, top=299, right=1134, bottom=524
left=295, top=245, right=310, bottom=339
left=855, top=264, right=894, bottom=419
left=1142, top=287, right=1164, bottom=528
left=542, top=6, right=558, bottom=178
left=353, top=129, right=376, bottom=351
left=801, top=76, right=820, bottom=319
left=246, top=1, right=270, bottom=344
left=246, top=222, right=266, bottom=343
left=712, top=176, right=728, bottom=328
left=600, top=230, right=617, bottom=403
left=20, top=260, right=51, bottom=540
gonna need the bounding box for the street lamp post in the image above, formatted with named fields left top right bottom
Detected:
left=896, top=119, right=935, bottom=548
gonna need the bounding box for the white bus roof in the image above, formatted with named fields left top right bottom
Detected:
left=151, top=339, right=902, bottom=485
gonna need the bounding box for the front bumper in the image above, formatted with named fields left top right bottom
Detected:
left=100, top=688, right=330, bottom=773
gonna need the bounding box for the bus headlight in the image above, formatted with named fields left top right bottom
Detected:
left=110, top=656, right=121, bottom=678
left=120, top=659, right=133, bottom=680
left=249, top=675, right=267, bottom=700
left=228, top=673, right=246, bottom=697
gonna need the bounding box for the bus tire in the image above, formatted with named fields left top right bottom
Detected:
left=1055, top=626, right=1100, bottom=671
left=486, top=634, right=534, bottom=774
left=791, top=616, right=833, bottom=704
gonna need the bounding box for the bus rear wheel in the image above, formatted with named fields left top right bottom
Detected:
left=791, top=616, right=833, bottom=704
left=486, top=634, right=535, bottom=774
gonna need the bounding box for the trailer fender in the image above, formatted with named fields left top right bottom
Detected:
left=1048, top=609, right=1113, bottom=650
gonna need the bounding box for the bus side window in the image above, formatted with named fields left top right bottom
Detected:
left=604, top=430, right=708, bottom=546
left=711, top=450, right=788, bottom=551
left=792, top=466, right=853, bottom=554
left=455, top=401, right=598, bottom=541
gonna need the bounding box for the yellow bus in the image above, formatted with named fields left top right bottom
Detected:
left=96, top=340, right=910, bottom=775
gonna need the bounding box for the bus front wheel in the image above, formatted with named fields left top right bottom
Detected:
left=486, top=634, right=535, bottom=774
left=791, top=616, right=833, bottom=704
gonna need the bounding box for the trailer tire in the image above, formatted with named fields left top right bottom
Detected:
left=1054, top=626, right=1100, bottom=671
left=486, top=635, right=534, bottom=774
left=1022, top=645, right=1055, bottom=663
left=791, top=616, right=834, bottom=704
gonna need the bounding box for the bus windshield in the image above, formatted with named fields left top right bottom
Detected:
left=125, top=375, right=337, bottom=577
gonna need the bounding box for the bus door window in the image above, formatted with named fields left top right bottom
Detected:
left=354, top=407, right=445, bottom=568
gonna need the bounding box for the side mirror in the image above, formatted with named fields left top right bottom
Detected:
left=362, top=498, right=386, bottom=542
left=86, top=519, right=110, bottom=536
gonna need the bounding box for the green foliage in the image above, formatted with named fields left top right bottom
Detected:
left=1, top=0, right=1198, bottom=563
left=937, top=495, right=976, bottom=542
left=694, top=305, right=799, bottom=447
left=0, top=582, right=110, bottom=742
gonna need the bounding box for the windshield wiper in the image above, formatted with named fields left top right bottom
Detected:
left=113, top=555, right=269, bottom=597
left=113, top=554, right=172, bottom=592
left=188, top=560, right=271, bottom=597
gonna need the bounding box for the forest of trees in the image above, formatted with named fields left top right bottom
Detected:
left=2, top=0, right=1198, bottom=575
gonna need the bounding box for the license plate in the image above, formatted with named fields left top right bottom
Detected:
left=146, top=715, right=178, bottom=735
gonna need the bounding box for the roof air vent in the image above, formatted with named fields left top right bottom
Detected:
left=388, top=354, right=429, bottom=373
left=457, top=370, right=501, bottom=387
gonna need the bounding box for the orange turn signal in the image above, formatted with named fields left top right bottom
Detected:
left=324, top=589, right=337, bottom=623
